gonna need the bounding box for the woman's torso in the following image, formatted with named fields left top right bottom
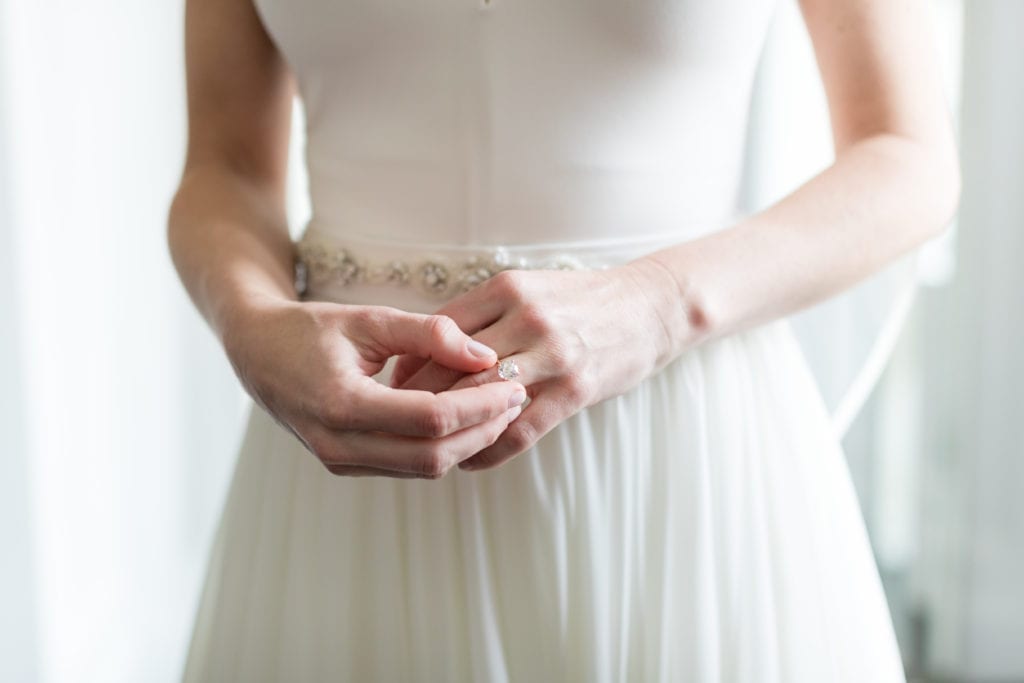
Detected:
left=254, top=0, right=779, bottom=247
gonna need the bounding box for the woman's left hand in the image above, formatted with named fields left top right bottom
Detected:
left=390, top=259, right=687, bottom=470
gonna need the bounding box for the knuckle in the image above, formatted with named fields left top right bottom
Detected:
left=424, top=314, right=457, bottom=345
left=492, top=270, right=527, bottom=301
left=504, top=422, right=537, bottom=455
left=314, top=375, right=358, bottom=427
left=345, top=305, right=382, bottom=333
left=306, top=430, right=342, bottom=465
left=414, top=444, right=451, bottom=479
left=417, top=406, right=454, bottom=438
left=318, top=395, right=350, bottom=429
left=519, top=302, right=553, bottom=335
left=562, top=374, right=591, bottom=405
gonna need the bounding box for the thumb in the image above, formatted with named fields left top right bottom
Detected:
left=351, top=307, right=499, bottom=373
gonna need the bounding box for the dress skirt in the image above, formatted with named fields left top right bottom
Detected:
left=181, top=309, right=906, bottom=682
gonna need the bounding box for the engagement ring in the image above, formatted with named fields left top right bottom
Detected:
left=497, top=358, right=520, bottom=381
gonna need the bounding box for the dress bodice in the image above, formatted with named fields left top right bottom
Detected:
left=254, top=0, right=779, bottom=246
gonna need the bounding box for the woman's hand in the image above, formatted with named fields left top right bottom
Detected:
left=222, top=298, right=528, bottom=479
left=390, top=259, right=689, bottom=471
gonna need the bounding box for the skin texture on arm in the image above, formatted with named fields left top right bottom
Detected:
left=639, top=0, right=962, bottom=353
left=167, top=0, right=298, bottom=341
left=395, top=0, right=960, bottom=471
left=167, top=0, right=528, bottom=479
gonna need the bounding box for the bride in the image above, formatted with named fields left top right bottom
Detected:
left=169, top=0, right=958, bottom=679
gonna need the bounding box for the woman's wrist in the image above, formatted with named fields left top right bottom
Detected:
left=619, top=253, right=714, bottom=367
left=218, top=290, right=301, bottom=360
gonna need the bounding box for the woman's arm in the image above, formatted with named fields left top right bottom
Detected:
left=168, top=0, right=528, bottom=478
left=167, top=0, right=298, bottom=342
left=396, top=0, right=960, bottom=472
left=635, top=0, right=962, bottom=360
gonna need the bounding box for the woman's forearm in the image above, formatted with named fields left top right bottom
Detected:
left=636, top=132, right=961, bottom=359
left=167, top=163, right=298, bottom=345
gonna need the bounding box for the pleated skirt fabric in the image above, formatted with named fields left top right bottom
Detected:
left=181, top=317, right=905, bottom=682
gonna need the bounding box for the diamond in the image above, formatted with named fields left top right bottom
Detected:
left=497, top=358, right=520, bottom=381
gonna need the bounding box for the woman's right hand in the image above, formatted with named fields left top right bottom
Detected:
left=221, top=298, right=528, bottom=479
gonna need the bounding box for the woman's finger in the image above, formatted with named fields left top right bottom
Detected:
left=397, top=361, right=466, bottom=393
left=430, top=268, right=543, bottom=338
left=319, top=403, right=525, bottom=477
left=323, top=375, right=527, bottom=438
left=407, top=347, right=543, bottom=396
left=389, top=354, right=430, bottom=389
left=392, top=270, right=546, bottom=391
left=401, top=312, right=538, bottom=392
left=458, top=381, right=578, bottom=471
left=322, top=464, right=429, bottom=479
left=347, top=306, right=498, bottom=373
left=390, top=278, right=519, bottom=388
left=445, top=345, right=558, bottom=393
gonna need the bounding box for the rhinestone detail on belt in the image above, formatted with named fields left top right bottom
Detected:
left=294, top=237, right=592, bottom=299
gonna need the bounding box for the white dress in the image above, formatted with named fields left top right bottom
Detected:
left=182, top=0, right=907, bottom=680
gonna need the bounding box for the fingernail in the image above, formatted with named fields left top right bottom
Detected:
left=467, top=339, right=496, bottom=359
left=508, top=388, right=527, bottom=408
left=506, top=405, right=523, bottom=422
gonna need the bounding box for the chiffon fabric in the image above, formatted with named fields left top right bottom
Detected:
left=182, top=0, right=906, bottom=679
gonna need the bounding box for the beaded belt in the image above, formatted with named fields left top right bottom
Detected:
left=296, top=235, right=591, bottom=300
left=292, top=228, right=695, bottom=302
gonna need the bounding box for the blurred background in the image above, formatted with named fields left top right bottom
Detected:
left=1, top=1, right=1021, bottom=681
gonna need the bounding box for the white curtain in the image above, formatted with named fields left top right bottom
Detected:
left=1, top=2, right=245, bottom=680
left=910, top=1, right=1024, bottom=678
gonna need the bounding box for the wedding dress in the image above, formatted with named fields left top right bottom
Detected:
left=182, top=0, right=908, bottom=680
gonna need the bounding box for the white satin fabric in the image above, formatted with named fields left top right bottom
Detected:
left=182, top=0, right=906, bottom=680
